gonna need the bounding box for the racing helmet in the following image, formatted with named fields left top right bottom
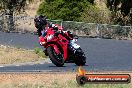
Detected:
left=34, top=15, right=47, bottom=29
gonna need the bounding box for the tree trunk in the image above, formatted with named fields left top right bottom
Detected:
left=0, top=12, right=4, bottom=31
left=4, top=9, right=15, bottom=32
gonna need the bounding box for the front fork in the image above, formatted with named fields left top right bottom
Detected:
left=44, top=44, right=67, bottom=61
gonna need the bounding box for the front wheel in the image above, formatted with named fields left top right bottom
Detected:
left=46, top=46, right=64, bottom=67
left=74, top=48, right=86, bottom=66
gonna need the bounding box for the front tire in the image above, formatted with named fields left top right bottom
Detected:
left=74, top=48, right=86, bottom=66
left=47, top=46, right=64, bottom=67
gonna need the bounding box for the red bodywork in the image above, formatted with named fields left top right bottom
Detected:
left=38, top=27, right=69, bottom=61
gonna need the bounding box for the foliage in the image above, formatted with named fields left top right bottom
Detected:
left=37, top=0, right=95, bottom=21
left=0, top=0, right=34, bottom=31
left=80, top=5, right=111, bottom=24
left=106, top=0, right=132, bottom=25
left=37, top=0, right=132, bottom=25
left=0, top=0, right=34, bottom=13
left=34, top=47, right=46, bottom=58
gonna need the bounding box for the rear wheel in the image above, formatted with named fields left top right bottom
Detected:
left=74, top=48, right=86, bottom=66
left=47, top=46, right=64, bottom=67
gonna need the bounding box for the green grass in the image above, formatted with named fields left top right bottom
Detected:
left=0, top=80, right=131, bottom=88
left=59, top=80, right=131, bottom=88
left=34, top=47, right=47, bottom=58
left=0, top=45, right=47, bottom=64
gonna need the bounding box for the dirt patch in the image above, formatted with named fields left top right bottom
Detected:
left=0, top=45, right=46, bottom=64
left=0, top=72, right=75, bottom=88
left=0, top=72, right=131, bottom=88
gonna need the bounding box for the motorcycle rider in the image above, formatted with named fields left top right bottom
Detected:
left=34, top=15, right=86, bottom=66
left=34, top=15, right=75, bottom=48
left=34, top=15, right=47, bottom=37
left=34, top=15, right=73, bottom=39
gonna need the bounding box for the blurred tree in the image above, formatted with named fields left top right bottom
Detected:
left=37, top=0, right=94, bottom=21
left=81, top=5, right=111, bottom=24
left=106, top=0, right=132, bottom=25
left=0, top=0, right=34, bottom=31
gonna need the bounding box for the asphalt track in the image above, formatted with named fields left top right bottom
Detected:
left=0, top=31, right=132, bottom=72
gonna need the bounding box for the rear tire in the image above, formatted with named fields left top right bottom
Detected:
left=47, top=46, right=64, bottom=67
left=74, top=48, right=86, bottom=66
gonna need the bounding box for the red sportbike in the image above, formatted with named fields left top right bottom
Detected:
left=39, top=27, right=86, bottom=67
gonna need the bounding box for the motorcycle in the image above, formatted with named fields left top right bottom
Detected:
left=39, top=26, right=86, bottom=67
